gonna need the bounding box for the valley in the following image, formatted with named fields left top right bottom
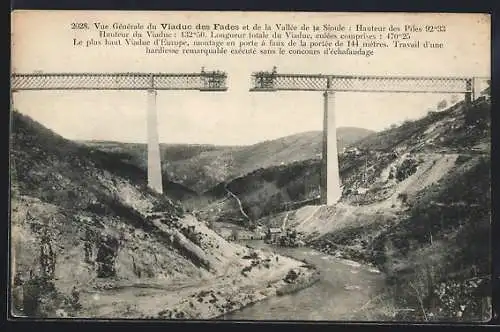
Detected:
left=10, top=91, right=491, bottom=321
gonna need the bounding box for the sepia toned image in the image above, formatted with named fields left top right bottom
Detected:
left=9, top=10, right=491, bottom=321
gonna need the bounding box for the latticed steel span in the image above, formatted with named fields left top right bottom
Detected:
left=11, top=71, right=228, bottom=91
left=250, top=69, right=489, bottom=94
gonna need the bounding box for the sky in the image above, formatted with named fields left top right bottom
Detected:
left=11, top=11, right=490, bottom=145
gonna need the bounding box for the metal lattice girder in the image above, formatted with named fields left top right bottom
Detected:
left=11, top=71, right=228, bottom=91
left=250, top=70, right=487, bottom=94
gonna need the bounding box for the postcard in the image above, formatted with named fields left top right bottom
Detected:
left=10, top=10, right=491, bottom=322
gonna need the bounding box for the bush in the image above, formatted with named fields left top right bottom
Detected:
left=21, top=275, right=60, bottom=317
left=96, top=234, right=120, bottom=278
left=284, top=269, right=299, bottom=283
left=241, top=266, right=252, bottom=276
left=70, top=286, right=82, bottom=310
left=455, top=155, right=472, bottom=165
left=398, top=193, right=408, bottom=204
left=181, top=226, right=202, bottom=246
left=396, top=158, right=418, bottom=182
left=39, top=232, right=57, bottom=279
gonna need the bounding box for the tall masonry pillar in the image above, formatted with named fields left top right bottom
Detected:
left=147, top=89, right=163, bottom=194
left=320, top=90, right=342, bottom=205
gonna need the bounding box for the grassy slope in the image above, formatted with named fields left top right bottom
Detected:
left=199, top=96, right=490, bottom=225
left=355, top=98, right=490, bottom=153
left=167, top=127, right=373, bottom=193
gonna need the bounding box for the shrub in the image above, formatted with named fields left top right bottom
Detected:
left=70, top=286, right=82, bottom=310
left=284, top=269, right=299, bottom=283
left=396, top=159, right=418, bottom=182
left=241, top=266, right=252, bottom=276
left=242, top=251, right=259, bottom=260
left=181, top=226, right=202, bottom=246
left=455, top=155, right=472, bottom=165
left=398, top=193, right=408, bottom=204
left=96, top=234, right=120, bottom=278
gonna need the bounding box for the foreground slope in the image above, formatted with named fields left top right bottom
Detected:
left=10, top=111, right=314, bottom=319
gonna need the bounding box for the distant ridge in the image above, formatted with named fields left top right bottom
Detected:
left=83, top=127, right=375, bottom=193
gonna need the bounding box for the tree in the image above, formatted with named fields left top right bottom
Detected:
left=398, top=193, right=409, bottom=205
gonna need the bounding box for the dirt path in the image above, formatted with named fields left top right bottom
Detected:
left=225, top=185, right=251, bottom=222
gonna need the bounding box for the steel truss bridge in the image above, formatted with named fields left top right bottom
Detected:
left=11, top=70, right=228, bottom=91
left=249, top=68, right=490, bottom=205
left=10, top=68, right=489, bottom=205
left=10, top=69, right=228, bottom=195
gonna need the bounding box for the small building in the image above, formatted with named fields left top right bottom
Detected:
left=253, top=225, right=266, bottom=239
left=265, top=227, right=282, bottom=243
left=254, top=225, right=265, bottom=234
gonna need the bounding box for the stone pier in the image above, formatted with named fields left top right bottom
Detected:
left=147, top=89, right=163, bottom=194
left=320, top=90, right=341, bottom=205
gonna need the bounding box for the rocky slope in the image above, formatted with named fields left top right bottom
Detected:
left=205, top=95, right=490, bottom=228
left=10, top=111, right=315, bottom=319
left=302, top=96, right=490, bottom=321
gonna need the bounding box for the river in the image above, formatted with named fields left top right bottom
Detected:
left=222, top=240, right=387, bottom=321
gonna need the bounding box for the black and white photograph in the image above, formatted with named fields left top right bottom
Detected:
left=9, top=10, right=492, bottom=322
